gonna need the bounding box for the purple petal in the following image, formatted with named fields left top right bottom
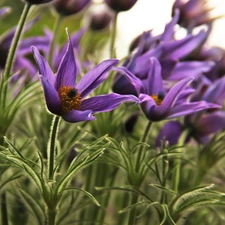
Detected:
left=203, top=77, right=225, bottom=104
left=168, top=101, right=221, bottom=119
left=146, top=57, right=163, bottom=95
left=169, top=61, right=215, bottom=80
left=197, top=111, right=225, bottom=135
left=1, top=17, right=39, bottom=48
left=156, top=121, right=183, bottom=147
left=55, top=28, right=77, bottom=90
left=135, top=45, right=163, bottom=77
left=40, top=75, right=62, bottom=115
left=0, top=7, right=11, bottom=18
left=14, top=56, right=37, bottom=76
left=76, top=59, right=119, bottom=98
left=161, top=30, right=207, bottom=60
left=161, top=9, right=180, bottom=42
left=80, top=93, right=140, bottom=113
left=155, top=76, right=194, bottom=116
left=32, top=46, right=56, bottom=85
left=58, top=28, right=85, bottom=57
left=62, top=110, right=95, bottom=123
left=54, top=28, right=85, bottom=69
left=113, top=66, right=143, bottom=95
left=19, top=36, right=51, bottom=55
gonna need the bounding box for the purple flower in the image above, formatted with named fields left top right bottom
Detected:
left=53, top=0, right=91, bottom=16
left=185, top=111, right=225, bottom=144
left=0, top=7, right=11, bottom=18
left=172, top=0, right=222, bottom=31
left=112, top=10, right=213, bottom=95
left=32, top=29, right=139, bottom=123
left=0, top=18, right=48, bottom=75
left=105, top=0, right=137, bottom=12
left=155, top=121, right=183, bottom=147
left=88, top=7, right=113, bottom=31
left=116, top=57, right=221, bottom=122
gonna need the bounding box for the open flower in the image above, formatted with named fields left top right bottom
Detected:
left=32, top=29, right=139, bottom=123
left=116, top=57, right=221, bottom=122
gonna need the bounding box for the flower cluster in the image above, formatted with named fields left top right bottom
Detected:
left=1, top=0, right=225, bottom=225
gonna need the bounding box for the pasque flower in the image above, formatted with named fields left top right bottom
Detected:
left=105, top=0, right=137, bottom=12
left=0, top=18, right=50, bottom=75
left=112, top=10, right=214, bottom=95
left=32, top=29, right=139, bottom=123
left=172, top=0, right=222, bottom=31
left=53, top=0, right=91, bottom=16
left=116, top=57, right=221, bottom=122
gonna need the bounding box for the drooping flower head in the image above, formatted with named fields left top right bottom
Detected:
left=53, top=0, right=91, bottom=16
left=32, top=28, right=139, bottom=123
left=105, top=0, right=137, bottom=12
left=88, top=5, right=113, bottom=31
left=172, top=0, right=222, bottom=31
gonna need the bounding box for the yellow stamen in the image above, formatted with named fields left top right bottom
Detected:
left=58, top=86, right=82, bottom=114
left=151, top=94, right=163, bottom=106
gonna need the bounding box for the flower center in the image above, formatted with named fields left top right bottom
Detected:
left=151, top=92, right=165, bottom=106
left=58, top=86, right=82, bottom=114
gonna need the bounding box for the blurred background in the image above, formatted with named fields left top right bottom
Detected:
left=1, top=0, right=225, bottom=58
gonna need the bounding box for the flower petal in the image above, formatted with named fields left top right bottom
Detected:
left=203, top=77, right=225, bottom=104
left=158, top=76, right=194, bottom=115
left=0, top=7, right=11, bottom=18
left=32, top=46, right=56, bottom=85
left=80, top=93, right=140, bottom=113
left=40, top=75, right=62, bottom=115
left=76, top=59, right=119, bottom=98
left=197, top=111, right=225, bottom=135
left=62, top=110, right=95, bottom=123
left=146, top=57, right=164, bottom=95
left=169, top=61, right=215, bottom=80
left=161, top=8, right=180, bottom=42
left=55, top=28, right=77, bottom=90
left=161, top=30, right=207, bottom=60
left=113, top=66, right=143, bottom=95
left=156, top=121, right=183, bottom=147
left=54, top=28, right=85, bottom=69
left=168, top=101, right=221, bottom=119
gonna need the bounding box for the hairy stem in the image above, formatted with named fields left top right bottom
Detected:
left=48, top=116, right=61, bottom=180
left=48, top=14, right=63, bottom=65
left=2, top=2, right=32, bottom=108
left=109, top=12, right=118, bottom=58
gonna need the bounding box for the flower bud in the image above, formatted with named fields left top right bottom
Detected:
left=53, top=0, right=91, bottom=16
left=172, top=0, right=221, bottom=29
left=88, top=7, right=113, bottom=31
left=105, top=0, right=137, bottom=12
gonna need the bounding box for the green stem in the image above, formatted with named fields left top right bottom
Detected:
left=172, top=129, right=189, bottom=193
left=127, top=121, right=152, bottom=225
left=127, top=193, right=138, bottom=225
left=1, top=192, right=8, bottom=225
left=48, top=14, right=62, bottom=65
left=48, top=116, right=61, bottom=180
left=109, top=12, right=118, bottom=58
left=47, top=207, right=56, bottom=225
left=135, top=121, right=152, bottom=173
left=97, top=168, right=118, bottom=225
left=1, top=2, right=32, bottom=108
